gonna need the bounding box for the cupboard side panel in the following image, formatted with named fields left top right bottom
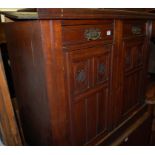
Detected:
left=4, top=21, right=52, bottom=145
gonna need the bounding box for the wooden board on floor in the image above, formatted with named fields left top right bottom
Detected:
left=0, top=48, right=22, bottom=145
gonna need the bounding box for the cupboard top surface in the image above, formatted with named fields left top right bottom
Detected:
left=1, top=8, right=155, bottom=20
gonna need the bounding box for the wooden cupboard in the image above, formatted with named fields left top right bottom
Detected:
left=3, top=9, right=155, bottom=145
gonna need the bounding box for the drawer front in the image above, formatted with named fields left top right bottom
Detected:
left=62, top=21, right=114, bottom=46
left=123, top=20, right=146, bottom=38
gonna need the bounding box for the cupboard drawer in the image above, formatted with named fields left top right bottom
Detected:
left=123, top=20, right=146, bottom=38
left=62, top=21, right=114, bottom=45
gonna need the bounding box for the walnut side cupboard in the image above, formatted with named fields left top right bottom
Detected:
left=3, top=9, right=155, bottom=145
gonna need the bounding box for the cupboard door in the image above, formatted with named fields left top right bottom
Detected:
left=64, top=45, right=112, bottom=145
left=121, top=38, right=146, bottom=119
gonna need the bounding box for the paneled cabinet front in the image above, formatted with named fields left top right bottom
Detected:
left=120, top=20, right=148, bottom=122
left=122, top=38, right=146, bottom=118
left=64, top=45, right=113, bottom=145
left=62, top=20, right=114, bottom=145
left=4, top=11, right=152, bottom=145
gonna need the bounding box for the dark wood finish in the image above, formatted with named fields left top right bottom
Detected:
left=62, top=20, right=113, bottom=45
left=151, top=21, right=155, bottom=38
left=119, top=112, right=152, bottom=146
left=37, top=9, right=155, bottom=20
left=2, top=9, right=155, bottom=20
left=39, top=20, right=70, bottom=145
left=0, top=23, right=6, bottom=44
left=3, top=9, right=154, bottom=145
left=122, top=36, right=147, bottom=119
left=114, top=20, right=150, bottom=125
left=122, top=20, right=146, bottom=38
left=64, top=44, right=112, bottom=145
left=150, top=104, right=155, bottom=145
left=87, top=104, right=148, bottom=145
left=4, top=21, right=52, bottom=145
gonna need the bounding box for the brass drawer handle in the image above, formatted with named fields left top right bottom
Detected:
left=84, top=28, right=101, bottom=41
left=132, top=26, right=142, bottom=35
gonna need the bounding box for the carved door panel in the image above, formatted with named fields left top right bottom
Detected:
left=124, top=39, right=145, bottom=72
left=65, top=45, right=112, bottom=145
left=121, top=38, right=146, bottom=119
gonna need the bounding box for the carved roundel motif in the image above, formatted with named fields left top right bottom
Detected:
left=94, top=53, right=110, bottom=84
left=72, top=59, right=90, bottom=95
left=98, top=63, right=105, bottom=74
left=76, top=69, right=86, bottom=83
